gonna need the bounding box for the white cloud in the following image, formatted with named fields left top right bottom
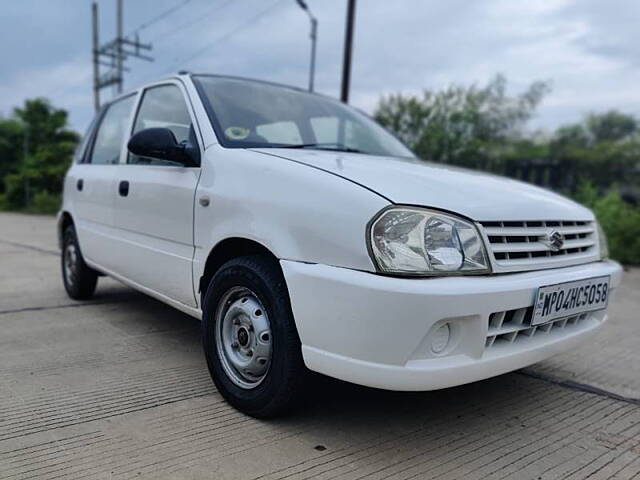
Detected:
left=2, top=0, right=640, bottom=133
left=0, top=57, right=93, bottom=130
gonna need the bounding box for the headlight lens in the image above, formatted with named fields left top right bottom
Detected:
left=597, top=222, right=609, bottom=259
left=369, top=207, right=491, bottom=275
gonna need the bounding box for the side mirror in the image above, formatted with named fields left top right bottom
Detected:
left=127, top=128, right=198, bottom=166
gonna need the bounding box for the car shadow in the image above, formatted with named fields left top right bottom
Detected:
left=101, top=283, right=548, bottom=433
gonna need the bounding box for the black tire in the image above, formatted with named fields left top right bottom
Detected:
left=61, top=225, right=98, bottom=300
left=202, top=255, right=306, bottom=418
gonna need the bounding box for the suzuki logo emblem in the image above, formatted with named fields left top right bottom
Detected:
left=545, top=230, right=564, bottom=252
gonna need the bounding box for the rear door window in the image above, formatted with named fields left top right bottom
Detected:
left=87, top=95, right=135, bottom=165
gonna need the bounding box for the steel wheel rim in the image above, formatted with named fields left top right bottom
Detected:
left=64, top=243, right=78, bottom=286
left=214, top=286, right=273, bottom=389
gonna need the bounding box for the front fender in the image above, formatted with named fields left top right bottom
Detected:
left=192, top=146, right=389, bottom=287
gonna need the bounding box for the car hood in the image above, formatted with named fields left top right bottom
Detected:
left=253, top=149, right=594, bottom=222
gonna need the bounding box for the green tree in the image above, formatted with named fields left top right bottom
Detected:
left=374, top=74, right=550, bottom=170
left=549, top=111, right=640, bottom=192
left=2, top=98, right=79, bottom=212
left=0, top=117, right=25, bottom=191
left=586, top=110, right=637, bottom=143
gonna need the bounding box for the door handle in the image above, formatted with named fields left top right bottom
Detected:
left=76, top=179, right=83, bottom=191
left=118, top=180, right=129, bottom=197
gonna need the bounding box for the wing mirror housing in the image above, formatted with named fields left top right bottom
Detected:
left=127, top=127, right=199, bottom=167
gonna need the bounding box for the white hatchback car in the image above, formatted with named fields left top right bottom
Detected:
left=59, top=73, right=622, bottom=417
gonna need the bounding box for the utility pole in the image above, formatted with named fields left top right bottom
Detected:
left=295, top=0, right=318, bottom=92
left=92, top=2, right=100, bottom=111
left=22, top=126, right=29, bottom=208
left=116, top=0, right=123, bottom=93
left=91, top=0, right=153, bottom=111
left=340, top=0, right=356, bottom=103
left=309, top=16, right=317, bottom=92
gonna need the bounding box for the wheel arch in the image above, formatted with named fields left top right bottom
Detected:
left=199, top=237, right=282, bottom=303
left=57, top=211, right=75, bottom=250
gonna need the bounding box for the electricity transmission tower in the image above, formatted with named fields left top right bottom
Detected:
left=91, top=0, right=153, bottom=111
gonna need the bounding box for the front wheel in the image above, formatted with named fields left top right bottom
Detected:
left=202, top=255, right=306, bottom=418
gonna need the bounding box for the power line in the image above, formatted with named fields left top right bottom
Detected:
left=149, top=0, right=235, bottom=44
left=46, top=0, right=195, bottom=104
left=127, top=0, right=195, bottom=36
left=92, top=0, right=153, bottom=110
left=167, top=0, right=286, bottom=73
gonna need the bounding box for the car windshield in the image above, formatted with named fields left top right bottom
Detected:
left=193, top=76, right=414, bottom=158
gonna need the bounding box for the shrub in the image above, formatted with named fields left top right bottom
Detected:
left=26, top=191, right=61, bottom=215
left=593, top=193, right=640, bottom=264
left=574, top=182, right=640, bottom=264
left=4, top=172, right=26, bottom=210
left=4, top=168, right=66, bottom=213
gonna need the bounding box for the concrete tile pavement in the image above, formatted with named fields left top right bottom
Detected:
left=0, top=212, right=638, bottom=479
left=526, top=267, right=640, bottom=400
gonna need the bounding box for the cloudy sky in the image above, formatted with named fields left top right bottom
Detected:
left=1, top=0, right=639, bottom=133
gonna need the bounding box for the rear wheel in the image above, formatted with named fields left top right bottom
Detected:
left=61, top=225, right=98, bottom=300
left=202, top=255, right=306, bottom=418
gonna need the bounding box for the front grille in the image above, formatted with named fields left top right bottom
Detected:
left=479, top=220, right=598, bottom=272
left=485, top=307, right=590, bottom=349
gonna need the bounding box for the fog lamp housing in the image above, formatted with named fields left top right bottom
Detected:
left=431, top=323, right=451, bottom=354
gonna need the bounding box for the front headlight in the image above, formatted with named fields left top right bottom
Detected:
left=369, top=206, right=491, bottom=275
left=597, top=222, right=609, bottom=259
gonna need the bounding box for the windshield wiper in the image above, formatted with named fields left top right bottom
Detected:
left=272, top=143, right=365, bottom=154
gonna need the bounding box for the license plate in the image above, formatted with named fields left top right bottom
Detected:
left=532, top=276, right=610, bottom=326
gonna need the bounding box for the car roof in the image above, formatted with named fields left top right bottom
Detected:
left=189, top=73, right=312, bottom=95
left=105, top=72, right=340, bottom=110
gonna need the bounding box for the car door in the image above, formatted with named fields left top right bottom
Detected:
left=111, top=82, right=202, bottom=307
left=71, top=94, right=136, bottom=271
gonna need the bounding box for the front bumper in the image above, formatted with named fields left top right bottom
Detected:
left=281, top=259, right=623, bottom=391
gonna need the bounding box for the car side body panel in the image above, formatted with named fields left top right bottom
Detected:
left=63, top=163, right=118, bottom=269
left=108, top=81, right=203, bottom=307
left=191, top=144, right=390, bottom=307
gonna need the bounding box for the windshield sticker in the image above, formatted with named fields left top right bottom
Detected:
left=225, top=126, right=250, bottom=140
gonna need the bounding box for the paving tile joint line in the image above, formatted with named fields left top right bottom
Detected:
left=519, top=370, right=640, bottom=406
